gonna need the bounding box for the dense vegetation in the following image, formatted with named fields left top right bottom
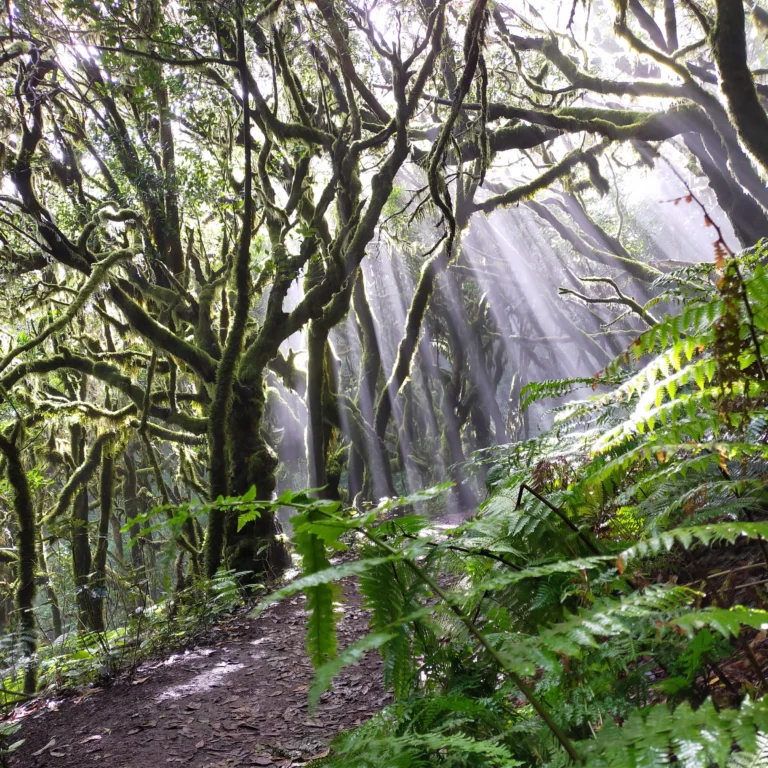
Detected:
left=279, top=241, right=768, bottom=766
left=2, top=0, right=768, bottom=762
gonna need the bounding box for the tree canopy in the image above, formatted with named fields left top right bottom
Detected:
left=2, top=0, right=768, bottom=761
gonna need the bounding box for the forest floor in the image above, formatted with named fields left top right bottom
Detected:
left=9, top=579, right=387, bottom=768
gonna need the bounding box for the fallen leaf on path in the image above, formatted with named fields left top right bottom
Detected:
left=80, top=735, right=102, bottom=743
left=32, top=738, right=55, bottom=756
left=74, top=689, right=101, bottom=702
left=50, top=751, right=66, bottom=757
left=195, top=740, right=204, bottom=749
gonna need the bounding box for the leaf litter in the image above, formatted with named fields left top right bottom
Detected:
left=9, top=581, right=389, bottom=767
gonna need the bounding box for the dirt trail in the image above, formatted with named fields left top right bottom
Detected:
left=11, top=582, right=387, bottom=767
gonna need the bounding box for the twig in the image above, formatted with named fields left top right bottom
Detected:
left=397, top=528, right=523, bottom=571
left=681, top=561, right=766, bottom=586
left=710, top=661, right=739, bottom=695
left=516, top=483, right=601, bottom=555
left=741, top=638, right=767, bottom=691
left=726, top=577, right=768, bottom=592
left=657, top=153, right=766, bottom=379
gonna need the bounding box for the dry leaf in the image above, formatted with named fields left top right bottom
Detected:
left=32, top=738, right=56, bottom=756
left=132, top=677, right=149, bottom=685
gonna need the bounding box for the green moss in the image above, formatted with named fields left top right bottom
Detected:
left=0, top=428, right=37, bottom=693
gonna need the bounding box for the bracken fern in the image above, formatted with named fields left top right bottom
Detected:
left=263, top=240, right=768, bottom=765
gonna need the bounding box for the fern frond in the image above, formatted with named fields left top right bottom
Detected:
left=580, top=698, right=768, bottom=767
left=309, top=632, right=395, bottom=710
left=728, top=731, right=768, bottom=768
left=255, top=556, right=399, bottom=614
left=618, top=522, right=768, bottom=570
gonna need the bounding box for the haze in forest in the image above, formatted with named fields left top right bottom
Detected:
left=1, top=0, right=768, bottom=764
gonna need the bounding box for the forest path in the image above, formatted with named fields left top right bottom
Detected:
left=11, top=581, right=387, bottom=767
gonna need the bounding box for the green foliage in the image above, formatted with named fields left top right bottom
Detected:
left=0, top=569, right=253, bottom=704
left=728, top=732, right=768, bottom=768
left=578, top=699, right=768, bottom=766
left=312, top=692, right=522, bottom=767
left=269, top=245, right=768, bottom=766
left=0, top=721, right=23, bottom=766
left=519, top=376, right=621, bottom=412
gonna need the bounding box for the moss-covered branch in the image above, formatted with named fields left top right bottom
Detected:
left=1, top=352, right=206, bottom=434
left=527, top=200, right=661, bottom=283
left=0, top=249, right=133, bottom=376
left=206, top=7, right=255, bottom=577
left=473, top=143, right=608, bottom=215
left=41, top=431, right=117, bottom=527
left=109, top=284, right=218, bottom=382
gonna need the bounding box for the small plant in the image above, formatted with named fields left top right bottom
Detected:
left=0, top=721, right=23, bottom=767
left=0, top=568, right=258, bottom=703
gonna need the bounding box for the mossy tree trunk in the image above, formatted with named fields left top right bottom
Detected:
left=110, top=513, right=125, bottom=565
left=436, top=344, right=478, bottom=510
left=351, top=269, right=393, bottom=500
left=205, top=5, right=272, bottom=580
left=712, top=0, right=768, bottom=176
left=69, top=424, right=96, bottom=631
left=90, top=448, right=114, bottom=632
left=35, top=526, right=62, bottom=640
left=221, top=382, right=291, bottom=578
left=123, top=449, right=147, bottom=598
left=0, top=427, right=37, bottom=694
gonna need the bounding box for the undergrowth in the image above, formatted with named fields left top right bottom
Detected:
left=0, top=568, right=250, bottom=707
left=261, top=239, right=768, bottom=765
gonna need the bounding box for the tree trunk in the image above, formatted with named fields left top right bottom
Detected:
left=684, top=131, right=768, bottom=247
left=352, top=269, right=393, bottom=500
left=36, top=527, right=62, bottom=640
left=223, top=381, right=291, bottom=579
left=306, top=320, right=328, bottom=490
left=0, top=429, right=37, bottom=694
left=69, top=424, right=97, bottom=631
left=123, top=449, right=148, bottom=603
left=712, top=0, right=768, bottom=176
left=110, top=513, right=125, bottom=564
left=90, top=450, right=113, bottom=632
